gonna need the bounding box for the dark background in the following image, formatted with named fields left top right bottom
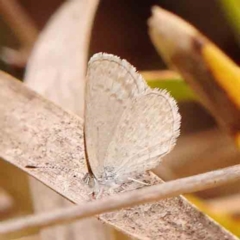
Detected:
left=1, top=0, right=239, bottom=73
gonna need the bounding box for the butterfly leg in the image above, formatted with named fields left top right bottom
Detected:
left=83, top=173, right=104, bottom=198
left=94, top=186, right=104, bottom=199
left=83, top=172, right=91, bottom=185
left=127, top=177, right=150, bottom=187
left=118, top=184, right=128, bottom=193
left=82, top=173, right=96, bottom=196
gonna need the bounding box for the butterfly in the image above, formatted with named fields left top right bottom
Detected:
left=84, top=53, right=180, bottom=191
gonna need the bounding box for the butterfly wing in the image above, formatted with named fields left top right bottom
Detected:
left=85, top=53, right=148, bottom=180
left=104, top=89, right=180, bottom=182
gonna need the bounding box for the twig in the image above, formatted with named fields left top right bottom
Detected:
left=0, top=164, right=239, bottom=237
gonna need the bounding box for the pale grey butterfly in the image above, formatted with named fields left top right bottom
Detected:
left=84, top=53, right=180, bottom=193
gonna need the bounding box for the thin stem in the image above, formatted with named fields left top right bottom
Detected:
left=0, top=164, right=240, bottom=237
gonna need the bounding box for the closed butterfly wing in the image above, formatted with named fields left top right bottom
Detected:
left=85, top=53, right=148, bottom=180
left=104, top=89, right=180, bottom=182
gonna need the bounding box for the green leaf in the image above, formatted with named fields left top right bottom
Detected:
left=219, top=0, right=240, bottom=43
left=147, top=79, right=196, bottom=102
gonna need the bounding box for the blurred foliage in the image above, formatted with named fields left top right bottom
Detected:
left=149, top=6, right=240, bottom=148
left=220, top=0, right=240, bottom=44
left=142, top=70, right=197, bottom=102
left=186, top=195, right=240, bottom=237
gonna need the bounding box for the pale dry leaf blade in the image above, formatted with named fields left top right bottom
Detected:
left=23, top=0, right=110, bottom=239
